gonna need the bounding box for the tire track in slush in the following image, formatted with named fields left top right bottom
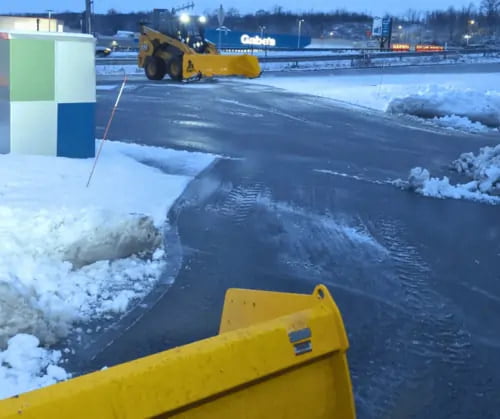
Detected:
left=207, top=178, right=473, bottom=418
left=360, top=218, right=473, bottom=418
left=217, top=181, right=271, bottom=225
left=256, top=199, right=473, bottom=418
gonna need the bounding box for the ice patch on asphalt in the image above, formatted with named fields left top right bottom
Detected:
left=257, top=196, right=387, bottom=253
left=402, top=145, right=500, bottom=204
left=0, top=140, right=214, bottom=397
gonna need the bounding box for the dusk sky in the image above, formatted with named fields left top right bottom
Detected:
left=0, top=0, right=477, bottom=16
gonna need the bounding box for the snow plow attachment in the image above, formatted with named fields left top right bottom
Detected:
left=183, top=54, right=261, bottom=80
left=0, top=285, right=355, bottom=418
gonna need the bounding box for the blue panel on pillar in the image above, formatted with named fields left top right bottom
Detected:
left=0, top=101, right=10, bottom=154
left=57, top=102, right=95, bottom=158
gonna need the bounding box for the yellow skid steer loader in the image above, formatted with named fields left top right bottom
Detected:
left=0, top=285, right=355, bottom=418
left=138, top=20, right=261, bottom=81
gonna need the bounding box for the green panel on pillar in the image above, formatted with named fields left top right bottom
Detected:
left=10, top=38, right=55, bottom=102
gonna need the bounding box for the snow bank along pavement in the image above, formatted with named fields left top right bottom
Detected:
left=0, top=140, right=214, bottom=398
left=251, top=71, right=500, bottom=132
left=96, top=51, right=500, bottom=76
left=407, top=144, right=500, bottom=204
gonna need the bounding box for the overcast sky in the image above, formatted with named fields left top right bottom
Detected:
left=0, top=0, right=477, bottom=16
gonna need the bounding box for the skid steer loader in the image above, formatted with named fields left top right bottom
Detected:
left=138, top=14, right=261, bottom=81
left=0, top=285, right=355, bottom=418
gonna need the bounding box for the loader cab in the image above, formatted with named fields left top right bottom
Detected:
left=176, top=15, right=208, bottom=53
left=152, top=9, right=208, bottom=53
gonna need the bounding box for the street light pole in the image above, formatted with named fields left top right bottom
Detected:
left=397, top=25, right=403, bottom=42
left=468, top=19, right=475, bottom=41
left=297, top=19, right=304, bottom=49
left=46, top=9, right=53, bottom=32
left=259, top=25, right=266, bottom=38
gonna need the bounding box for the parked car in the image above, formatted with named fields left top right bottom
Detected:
left=96, top=46, right=112, bottom=57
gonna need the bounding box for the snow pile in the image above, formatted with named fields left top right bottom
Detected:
left=407, top=145, right=500, bottom=204
left=388, top=87, right=500, bottom=128
left=0, top=334, right=69, bottom=399
left=452, top=144, right=500, bottom=195
left=407, top=167, right=499, bottom=204
left=96, top=64, right=142, bottom=76
left=0, top=140, right=214, bottom=396
left=251, top=71, right=500, bottom=132
left=432, top=115, right=493, bottom=133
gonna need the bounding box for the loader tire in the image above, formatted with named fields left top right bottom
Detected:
left=145, top=56, right=166, bottom=81
left=167, top=56, right=183, bottom=81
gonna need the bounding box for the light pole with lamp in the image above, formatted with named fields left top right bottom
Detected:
left=297, top=19, right=304, bottom=49
left=468, top=19, right=475, bottom=41
left=259, top=25, right=267, bottom=56
left=464, top=34, right=472, bottom=46
left=46, top=9, right=53, bottom=32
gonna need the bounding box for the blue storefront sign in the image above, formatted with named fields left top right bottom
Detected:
left=381, top=18, right=392, bottom=38
left=205, top=29, right=311, bottom=49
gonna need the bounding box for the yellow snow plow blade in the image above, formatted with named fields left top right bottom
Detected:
left=183, top=54, right=261, bottom=80
left=0, top=285, right=355, bottom=419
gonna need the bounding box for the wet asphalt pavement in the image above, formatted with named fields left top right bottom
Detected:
left=78, top=68, right=499, bottom=418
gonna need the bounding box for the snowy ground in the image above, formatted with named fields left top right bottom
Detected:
left=0, top=141, right=214, bottom=398
left=251, top=71, right=500, bottom=133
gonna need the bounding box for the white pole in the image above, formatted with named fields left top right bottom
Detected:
left=297, top=20, right=303, bottom=49
left=47, top=10, right=53, bottom=32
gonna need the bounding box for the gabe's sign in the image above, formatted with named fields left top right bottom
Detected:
left=240, top=34, right=276, bottom=47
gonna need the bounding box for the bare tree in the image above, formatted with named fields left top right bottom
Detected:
left=481, top=0, right=500, bottom=33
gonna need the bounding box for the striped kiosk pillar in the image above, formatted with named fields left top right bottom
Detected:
left=0, top=32, right=96, bottom=158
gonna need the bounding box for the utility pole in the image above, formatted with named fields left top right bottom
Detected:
left=85, top=0, right=94, bottom=35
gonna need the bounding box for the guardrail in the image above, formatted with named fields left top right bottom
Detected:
left=96, top=49, right=500, bottom=67
left=110, top=45, right=499, bottom=54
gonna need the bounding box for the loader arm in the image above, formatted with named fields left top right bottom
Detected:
left=138, top=25, right=194, bottom=68
left=0, top=285, right=356, bottom=418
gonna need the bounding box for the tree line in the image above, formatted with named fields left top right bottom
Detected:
left=18, top=1, right=500, bottom=44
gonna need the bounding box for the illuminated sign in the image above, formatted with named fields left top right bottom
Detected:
left=372, top=17, right=392, bottom=38
left=372, top=18, right=382, bottom=37
left=392, top=43, right=410, bottom=51
left=416, top=45, right=444, bottom=52
left=240, top=34, right=276, bottom=47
